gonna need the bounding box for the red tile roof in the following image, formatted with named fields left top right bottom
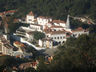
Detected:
left=50, top=31, right=66, bottom=35
left=50, top=25, right=64, bottom=28
left=52, top=20, right=66, bottom=24
left=14, top=41, right=25, bottom=47
left=72, top=27, right=85, bottom=32
left=4, top=10, right=16, bottom=14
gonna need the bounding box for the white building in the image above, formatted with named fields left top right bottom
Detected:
left=39, top=38, right=53, bottom=48
left=0, top=35, right=13, bottom=55
left=46, top=22, right=53, bottom=28
left=52, top=20, right=66, bottom=27
left=37, top=16, right=52, bottom=26
left=45, top=31, right=67, bottom=44
left=29, top=24, right=42, bottom=32
left=72, top=27, right=89, bottom=38
left=50, top=25, right=64, bottom=31
left=26, top=11, right=35, bottom=24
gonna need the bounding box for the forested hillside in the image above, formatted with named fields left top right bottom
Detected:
left=0, top=0, right=96, bottom=20
left=37, top=33, right=96, bottom=72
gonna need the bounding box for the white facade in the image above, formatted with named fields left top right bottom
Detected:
left=26, top=11, right=35, bottom=24
left=46, top=22, right=53, bottom=27
left=50, top=26, right=64, bottom=31
left=39, top=38, right=53, bottom=48
left=46, top=31, right=67, bottom=44
left=72, top=31, right=89, bottom=38
left=29, top=24, right=42, bottom=32
left=59, top=22, right=66, bottom=28
left=37, top=16, right=52, bottom=26
left=72, top=27, right=89, bottom=38
left=50, top=34, right=66, bottom=43
left=0, top=36, right=13, bottom=56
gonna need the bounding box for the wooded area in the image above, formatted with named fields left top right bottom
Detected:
left=0, top=0, right=96, bottom=20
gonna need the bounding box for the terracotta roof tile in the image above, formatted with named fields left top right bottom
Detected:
left=50, top=25, right=64, bottom=28
left=72, top=27, right=85, bottom=32
left=50, top=31, right=66, bottom=35
left=53, top=20, right=66, bottom=24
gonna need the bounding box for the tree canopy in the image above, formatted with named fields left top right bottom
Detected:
left=0, top=0, right=96, bottom=21
left=33, top=31, right=45, bottom=40
left=37, top=34, right=96, bottom=72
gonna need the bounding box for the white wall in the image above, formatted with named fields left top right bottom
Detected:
left=26, top=15, right=34, bottom=24
left=72, top=31, right=89, bottom=38
left=60, top=23, right=66, bottom=27
left=47, top=33, right=67, bottom=43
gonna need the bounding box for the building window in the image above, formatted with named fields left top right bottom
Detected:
left=29, top=19, right=32, bottom=21
left=58, top=37, right=59, bottom=39
left=63, top=41, right=64, bottom=43
left=47, top=35, right=49, bottom=37
left=54, top=37, right=56, bottom=39
left=60, top=37, right=62, bottom=39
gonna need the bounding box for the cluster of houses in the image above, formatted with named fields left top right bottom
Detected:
left=0, top=10, right=90, bottom=71
left=0, top=34, right=32, bottom=58
left=0, top=10, right=89, bottom=56
left=13, top=11, right=89, bottom=49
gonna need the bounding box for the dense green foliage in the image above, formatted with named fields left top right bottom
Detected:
left=0, top=0, right=96, bottom=72
left=26, top=46, right=40, bottom=58
left=70, top=18, right=89, bottom=29
left=33, top=31, right=45, bottom=40
left=25, top=67, right=36, bottom=72
left=37, top=34, right=96, bottom=72
left=0, top=0, right=96, bottom=33
left=0, top=0, right=96, bottom=21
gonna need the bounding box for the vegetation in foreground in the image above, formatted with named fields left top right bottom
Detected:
left=0, top=33, right=96, bottom=72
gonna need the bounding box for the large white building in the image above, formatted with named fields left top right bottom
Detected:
left=52, top=20, right=66, bottom=27
left=26, top=11, right=35, bottom=24
left=72, top=27, right=89, bottom=38
left=37, top=16, right=52, bottom=26
left=0, top=35, right=13, bottom=55
left=20, top=11, right=90, bottom=49
left=45, top=31, right=67, bottom=44
left=50, top=25, right=64, bottom=31
left=29, top=24, right=42, bottom=32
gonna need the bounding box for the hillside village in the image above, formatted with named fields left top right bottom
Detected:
left=0, top=10, right=90, bottom=71
left=0, top=10, right=90, bottom=56
left=15, top=11, right=89, bottom=48
left=0, top=0, right=96, bottom=71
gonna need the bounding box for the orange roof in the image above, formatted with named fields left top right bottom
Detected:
left=14, top=41, right=21, bottom=45
left=28, top=11, right=34, bottom=16
left=5, top=10, right=16, bottom=13
left=0, top=13, right=3, bottom=15
left=21, top=44, right=25, bottom=47
left=50, top=25, right=64, bottom=28
left=14, top=41, right=25, bottom=47
left=50, top=31, right=66, bottom=35
left=72, top=27, right=85, bottom=32
left=53, top=20, right=66, bottom=24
